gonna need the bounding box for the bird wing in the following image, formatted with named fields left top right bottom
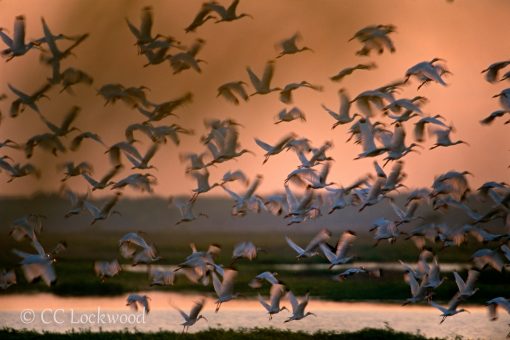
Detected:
left=261, top=61, right=275, bottom=88
left=305, top=229, right=330, bottom=253
left=0, top=29, right=13, bottom=47
left=83, top=200, right=101, bottom=218
left=246, top=66, right=261, bottom=89
left=254, top=138, right=273, bottom=152
left=258, top=293, right=271, bottom=312
left=286, top=290, right=299, bottom=312
left=59, top=106, right=80, bottom=132
left=319, top=242, right=337, bottom=263
left=336, top=231, right=356, bottom=258
left=220, top=268, right=237, bottom=296
left=102, top=193, right=121, bottom=214
left=322, top=104, right=340, bottom=120
left=429, top=300, right=448, bottom=314
left=189, top=298, right=205, bottom=319
left=218, top=86, right=239, bottom=105
left=285, top=236, right=304, bottom=255
left=269, top=283, right=285, bottom=308
left=465, top=270, right=479, bottom=291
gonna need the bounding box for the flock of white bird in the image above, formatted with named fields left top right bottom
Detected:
left=0, top=0, right=510, bottom=333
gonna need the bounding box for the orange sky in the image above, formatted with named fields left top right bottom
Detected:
left=0, top=0, right=509, bottom=197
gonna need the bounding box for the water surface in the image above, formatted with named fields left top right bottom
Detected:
left=0, top=292, right=507, bottom=339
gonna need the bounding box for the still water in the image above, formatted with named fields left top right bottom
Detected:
left=0, top=292, right=507, bottom=339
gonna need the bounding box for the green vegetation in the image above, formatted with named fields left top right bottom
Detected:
left=0, top=230, right=507, bottom=303
left=0, top=327, right=442, bottom=339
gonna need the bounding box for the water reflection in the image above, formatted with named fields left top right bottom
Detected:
left=0, top=293, right=507, bottom=339
left=122, top=262, right=471, bottom=273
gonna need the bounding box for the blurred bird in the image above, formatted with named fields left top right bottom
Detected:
left=70, top=131, right=106, bottom=151
left=279, top=81, right=322, bottom=104
left=405, top=58, right=448, bottom=88
left=349, top=24, right=396, bottom=56
left=94, top=259, right=121, bottom=281
left=487, top=297, right=510, bottom=321
left=330, top=63, right=377, bottom=82
left=322, top=89, right=360, bottom=128
left=414, top=115, right=448, bottom=142
left=493, top=88, right=510, bottom=111
left=0, top=157, right=40, bottom=182
left=429, top=294, right=469, bottom=324
left=258, top=283, right=288, bottom=320
left=185, top=4, right=216, bottom=33
left=247, top=60, right=281, bottom=96
left=82, top=166, right=121, bottom=191
left=59, top=68, right=93, bottom=93
left=84, top=192, right=122, bottom=225
left=217, top=81, right=249, bottom=105
left=126, top=294, right=151, bottom=314
left=429, top=125, right=469, bottom=150
left=173, top=298, right=207, bottom=333
left=232, top=241, right=262, bottom=263
left=204, top=0, right=253, bottom=23
left=255, top=133, right=295, bottom=164
left=369, top=218, right=403, bottom=246
left=453, top=269, right=479, bottom=298
left=24, top=133, right=66, bottom=158
left=111, top=173, right=157, bottom=193
left=119, top=231, right=161, bottom=266
left=274, top=107, right=306, bottom=124
left=212, top=268, right=239, bottom=312
left=275, top=32, right=312, bottom=59
left=471, top=249, right=504, bottom=272
left=38, top=106, right=80, bottom=137
left=480, top=110, right=509, bottom=125
left=149, top=268, right=175, bottom=286
left=170, top=196, right=208, bottom=225
left=285, top=228, right=331, bottom=259
left=0, top=15, right=39, bottom=61
left=0, top=269, right=16, bottom=289
left=8, top=83, right=52, bottom=117
left=320, top=230, right=357, bottom=268
left=284, top=290, right=316, bottom=322
left=481, top=61, right=510, bottom=83
left=249, top=271, right=280, bottom=289
left=222, top=174, right=264, bottom=216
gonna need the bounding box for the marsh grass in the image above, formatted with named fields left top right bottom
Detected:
left=0, top=327, right=442, bottom=339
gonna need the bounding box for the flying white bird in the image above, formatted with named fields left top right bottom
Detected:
left=83, top=192, right=122, bottom=225
left=487, top=297, right=510, bottom=321
left=94, top=259, right=121, bottom=281
left=126, top=294, right=151, bottom=313
left=482, top=61, right=510, bottom=83
left=255, top=133, right=295, bottom=164
left=275, top=32, right=313, bottom=58
left=453, top=269, right=479, bottom=298
left=258, top=283, right=288, bottom=319
left=212, top=268, right=239, bottom=312
left=284, top=290, right=316, bottom=322
left=0, top=15, right=39, bottom=61
left=247, top=60, right=281, bottom=96
left=173, top=298, right=207, bottom=333
left=322, top=89, right=360, bottom=128
left=285, top=228, right=331, bottom=259
left=405, top=58, right=448, bottom=88
left=429, top=294, right=469, bottom=324
left=0, top=269, right=16, bottom=289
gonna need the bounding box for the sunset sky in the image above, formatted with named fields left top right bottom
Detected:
left=0, top=0, right=508, bottom=197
